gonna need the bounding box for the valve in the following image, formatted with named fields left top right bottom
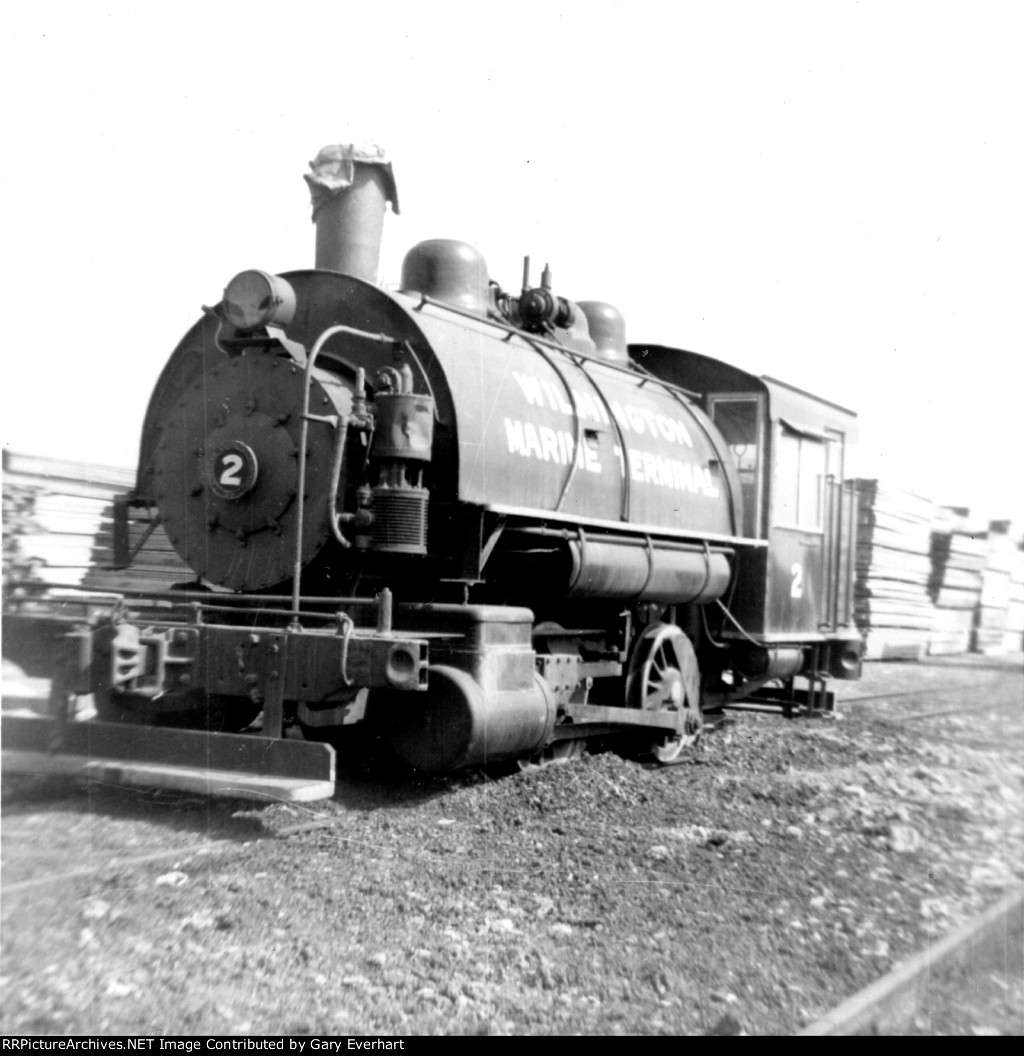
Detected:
left=518, top=257, right=576, bottom=332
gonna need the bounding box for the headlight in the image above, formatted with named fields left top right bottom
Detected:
left=221, top=270, right=296, bottom=330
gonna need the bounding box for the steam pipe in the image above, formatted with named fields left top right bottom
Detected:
left=291, top=324, right=398, bottom=627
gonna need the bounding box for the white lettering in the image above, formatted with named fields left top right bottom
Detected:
left=612, top=448, right=722, bottom=499
left=655, top=414, right=677, bottom=442
left=542, top=380, right=572, bottom=414
left=523, top=422, right=544, bottom=459
left=218, top=453, right=243, bottom=487
left=641, top=450, right=658, bottom=483
left=626, top=405, right=647, bottom=434
left=539, top=425, right=560, bottom=462
left=502, top=418, right=601, bottom=473
left=514, top=372, right=695, bottom=450
left=505, top=418, right=526, bottom=455
left=558, top=430, right=573, bottom=464
left=791, top=563, right=804, bottom=599
left=576, top=391, right=602, bottom=423
left=512, top=371, right=546, bottom=407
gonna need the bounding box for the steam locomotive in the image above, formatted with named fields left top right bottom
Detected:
left=3, top=144, right=863, bottom=797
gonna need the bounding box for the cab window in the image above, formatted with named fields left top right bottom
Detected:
left=775, top=424, right=826, bottom=529
left=709, top=396, right=762, bottom=538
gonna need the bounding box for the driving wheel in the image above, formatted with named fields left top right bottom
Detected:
left=624, top=623, right=702, bottom=764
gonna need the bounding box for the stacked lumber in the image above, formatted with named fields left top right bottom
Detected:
left=2, top=481, right=38, bottom=583
left=2, top=450, right=191, bottom=595
left=1005, top=548, right=1024, bottom=653
left=2, top=451, right=132, bottom=590
left=927, top=606, right=975, bottom=656
left=82, top=498, right=196, bottom=594
left=973, top=523, right=1018, bottom=655
left=854, top=480, right=936, bottom=660
left=927, top=508, right=988, bottom=655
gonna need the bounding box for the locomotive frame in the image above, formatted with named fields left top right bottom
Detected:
left=1, top=144, right=863, bottom=799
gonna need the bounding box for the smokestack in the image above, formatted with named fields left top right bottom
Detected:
left=304, top=142, right=399, bottom=282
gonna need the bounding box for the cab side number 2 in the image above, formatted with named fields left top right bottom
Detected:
left=790, top=562, right=804, bottom=599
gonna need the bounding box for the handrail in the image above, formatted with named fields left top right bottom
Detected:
left=291, top=324, right=399, bottom=627
left=516, top=332, right=585, bottom=513
left=570, top=356, right=634, bottom=521
left=3, top=581, right=388, bottom=607
left=413, top=291, right=699, bottom=398
left=4, top=581, right=401, bottom=632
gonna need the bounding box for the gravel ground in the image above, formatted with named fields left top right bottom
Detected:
left=903, top=922, right=1023, bottom=1036
left=1, top=654, right=1022, bottom=1036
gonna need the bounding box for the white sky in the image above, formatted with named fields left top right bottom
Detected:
left=4, top=1, right=1022, bottom=526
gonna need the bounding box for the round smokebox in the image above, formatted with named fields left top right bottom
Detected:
left=151, top=354, right=350, bottom=591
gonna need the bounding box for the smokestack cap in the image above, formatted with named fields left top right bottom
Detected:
left=305, top=142, right=400, bottom=218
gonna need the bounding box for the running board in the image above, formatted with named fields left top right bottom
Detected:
left=1, top=716, right=336, bottom=802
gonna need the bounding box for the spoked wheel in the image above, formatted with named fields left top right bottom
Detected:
left=516, top=739, right=587, bottom=771
left=624, top=623, right=702, bottom=764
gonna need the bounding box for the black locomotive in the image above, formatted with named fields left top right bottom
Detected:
left=3, top=144, right=862, bottom=796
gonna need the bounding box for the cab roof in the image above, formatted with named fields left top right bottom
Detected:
left=629, top=344, right=857, bottom=437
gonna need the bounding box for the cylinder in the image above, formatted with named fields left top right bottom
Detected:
left=382, top=665, right=555, bottom=772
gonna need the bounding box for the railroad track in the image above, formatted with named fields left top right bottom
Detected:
left=799, top=887, right=1024, bottom=1036
left=839, top=683, right=1006, bottom=704
left=837, top=682, right=1022, bottom=722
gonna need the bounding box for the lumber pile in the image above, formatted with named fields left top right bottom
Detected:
left=82, top=498, right=195, bottom=594
left=973, top=522, right=1019, bottom=655
left=2, top=450, right=191, bottom=595
left=854, top=480, right=936, bottom=660
left=3, top=451, right=132, bottom=590
left=927, top=508, right=987, bottom=655
left=1006, top=548, right=1024, bottom=654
